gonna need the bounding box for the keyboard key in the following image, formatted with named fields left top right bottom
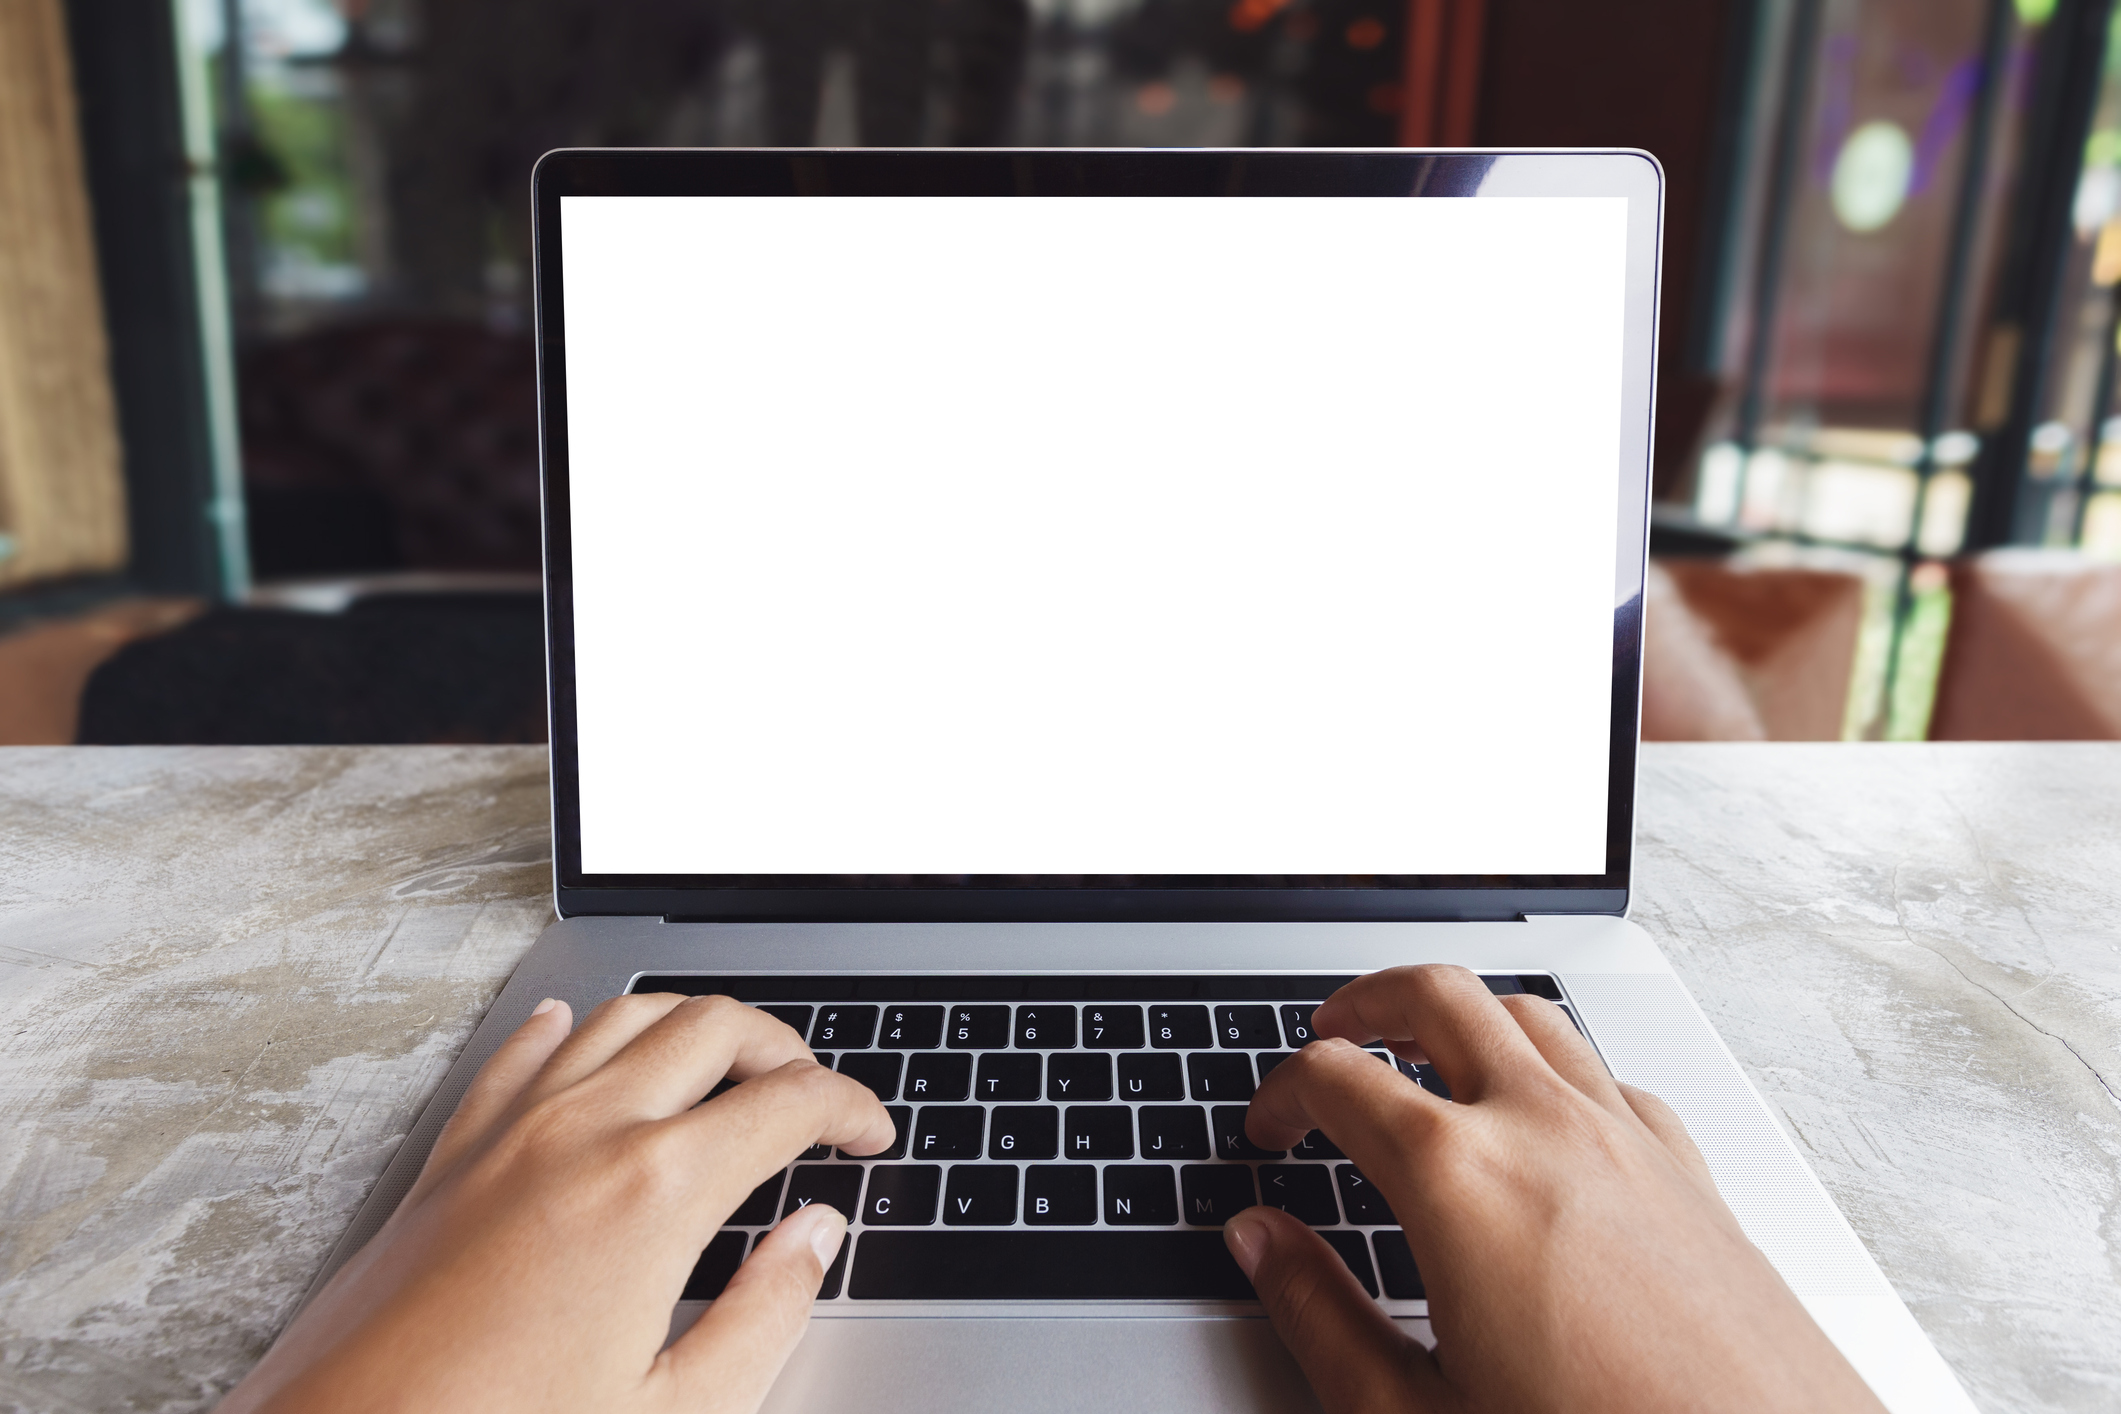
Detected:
left=1180, top=1163, right=1257, bottom=1225
left=1320, top=1230, right=1379, bottom=1297
left=1187, top=1052, right=1255, bottom=1102
left=798, top=1142, right=830, bottom=1161
left=1104, top=1165, right=1178, bottom=1225
left=988, top=1105, right=1060, bottom=1159
left=1255, top=1051, right=1294, bottom=1080
left=811, top=1006, right=878, bottom=1049
left=1210, top=1105, right=1285, bottom=1160
left=1081, top=1005, right=1145, bottom=1049
left=1411, top=1064, right=1453, bottom=1101
left=975, top=1052, right=1041, bottom=1101
left=1293, top=1129, right=1344, bottom=1160
left=729, top=1171, right=786, bottom=1225
left=849, top=1232, right=1252, bottom=1299
left=1063, top=1106, right=1133, bottom=1159
left=1215, top=1005, right=1279, bottom=1049
left=783, top=1164, right=864, bottom=1221
left=1279, top=1004, right=1318, bottom=1048
left=947, top=1005, right=1010, bottom=1049
left=1118, top=1052, right=1183, bottom=1100
left=1046, top=1052, right=1112, bottom=1101
left=879, top=1005, right=944, bottom=1049
left=1149, top=1005, right=1211, bottom=1049
left=943, top=1165, right=1019, bottom=1225
left=837, top=1052, right=903, bottom=1101
left=904, top=1052, right=971, bottom=1101
left=1138, top=1105, right=1210, bottom=1160
left=1335, top=1165, right=1396, bottom=1225
left=912, top=1106, right=985, bottom=1160
left=1519, top=974, right=1563, bottom=1000
left=810, top=1004, right=878, bottom=1051
left=818, top=1229, right=851, bottom=1299
left=757, top=1004, right=813, bottom=1036
left=1258, top=1164, right=1339, bottom=1225
left=1023, top=1164, right=1097, bottom=1224
left=862, top=1165, right=942, bottom=1226
left=1014, top=1005, right=1077, bottom=1050
left=1372, top=1229, right=1426, bottom=1299
left=682, top=1230, right=748, bottom=1300
left=840, top=1105, right=911, bottom=1160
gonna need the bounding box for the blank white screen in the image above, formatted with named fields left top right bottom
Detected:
left=563, top=195, right=1626, bottom=876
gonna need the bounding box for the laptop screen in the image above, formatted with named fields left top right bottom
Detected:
left=548, top=159, right=1648, bottom=898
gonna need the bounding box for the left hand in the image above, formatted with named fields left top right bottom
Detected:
left=217, top=992, right=896, bottom=1414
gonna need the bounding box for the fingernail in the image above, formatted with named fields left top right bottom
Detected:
left=531, top=997, right=558, bottom=1017
left=1225, top=1209, right=1270, bottom=1278
left=802, top=1206, right=848, bottom=1267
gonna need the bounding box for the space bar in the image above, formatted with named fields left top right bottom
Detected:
left=848, top=1231, right=1256, bottom=1300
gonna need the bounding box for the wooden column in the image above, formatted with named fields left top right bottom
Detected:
left=1399, top=0, right=1488, bottom=147
left=0, top=0, right=127, bottom=586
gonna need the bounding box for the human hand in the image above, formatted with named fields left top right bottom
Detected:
left=1225, top=965, right=1885, bottom=1414
left=218, top=993, right=895, bottom=1414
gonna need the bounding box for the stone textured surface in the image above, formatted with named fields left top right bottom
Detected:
left=1636, top=744, right=2121, bottom=1414
left=0, top=747, right=551, bottom=1413
left=0, top=743, right=2115, bottom=1412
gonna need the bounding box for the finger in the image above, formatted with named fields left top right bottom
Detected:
left=1497, top=994, right=1631, bottom=1120
left=407, top=997, right=572, bottom=1205
left=665, top=1059, right=897, bottom=1221
left=1618, top=1082, right=1722, bottom=1197
left=658, top=1203, right=848, bottom=1412
left=519, top=991, right=691, bottom=1104
left=1246, top=1037, right=1445, bottom=1170
left=1226, top=1207, right=1454, bottom=1414
left=1310, top=965, right=1546, bottom=1104
left=573, top=994, right=816, bottom=1118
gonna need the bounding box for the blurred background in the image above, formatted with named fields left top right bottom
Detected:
left=3, top=0, right=2121, bottom=745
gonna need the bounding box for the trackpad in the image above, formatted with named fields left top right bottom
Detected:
left=760, top=1316, right=1324, bottom=1414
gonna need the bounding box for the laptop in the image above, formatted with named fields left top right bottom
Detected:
left=306, top=148, right=1973, bottom=1414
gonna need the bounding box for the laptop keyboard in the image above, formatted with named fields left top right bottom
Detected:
left=632, top=973, right=1580, bottom=1306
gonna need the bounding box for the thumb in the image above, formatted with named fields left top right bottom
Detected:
left=1227, top=1207, right=1453, bottom=1414
left=659, top=1203, right=848, bottom=1412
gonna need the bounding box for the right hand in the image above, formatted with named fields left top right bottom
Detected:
left=1225, top=965, right=1886, bottom=1414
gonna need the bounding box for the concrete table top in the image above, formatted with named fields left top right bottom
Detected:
left=0, top=743, right=2115, bottom=1413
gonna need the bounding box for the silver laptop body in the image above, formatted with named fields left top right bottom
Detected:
left=306, top=149, right=1973, bottom=1414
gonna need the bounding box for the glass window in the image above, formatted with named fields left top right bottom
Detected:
left=2044, top=10, right=2121, bottom=552
left=1687, top=0, right=2056, bottom=740
left=1700, top=0, right=2031, bottom=561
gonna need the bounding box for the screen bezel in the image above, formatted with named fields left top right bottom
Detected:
left=533, top=149, right=1660, bottom=922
